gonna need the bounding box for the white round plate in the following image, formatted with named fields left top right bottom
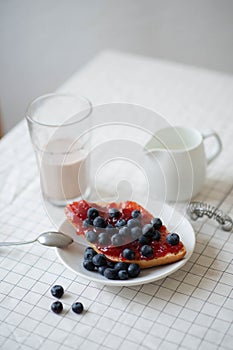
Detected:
left=56, top=201, right=195, bottom=286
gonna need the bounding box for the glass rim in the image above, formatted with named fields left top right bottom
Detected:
left=25, top=93, right=92, bottom=127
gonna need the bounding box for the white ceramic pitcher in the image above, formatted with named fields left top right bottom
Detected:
left=144, top=126, right=222, bottom=202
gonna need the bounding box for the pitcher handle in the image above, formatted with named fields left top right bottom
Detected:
left=202, top=129, right=222, bottom=164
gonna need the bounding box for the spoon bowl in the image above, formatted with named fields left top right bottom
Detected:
left=37, top=231, right=74, bottom=248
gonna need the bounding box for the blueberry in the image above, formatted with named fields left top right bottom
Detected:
left=84, top=247, right=97, bottom=260
left=152, top=230, right=161, bottom=241
left=128, top=263, right=141, bottom=278
left=51, top=285, right=64, bottom=299
left=107, top=261, right=115, bottom=268
left=141, top=245, right=153, bottom=258
left=85, top=246, right=95, bottom=251
left=93, top=216, right=107, bottom=228
left=72, top=302, right=84, bottom=314
left=51, top=301, right=63, bottom=314
left=83, top=218, right=93, bottom=228
left=111, top=233, right=123, bottom=246
left=106, top=223, right=114, bottom=229
left=85, top=230, right=97, bottom=243
left=118, top=270, right=129, bottom=280
left=98, top=232, right=111, bottom=246
left=127, top=219, right=140, bottom=229
left=166, top=233, right=180, bottom=246
left=131, top=226, right=142, bottom=240
left=109, top=208, right=121, bottom=218
left=151, top=218, right=162, bottom=230
left=131, top=210, right=141, bottom=218
left=83, top=260, right=96, bottom=271
left=92, top=254, right=107, bottom=267
left=106, top=224, right=117, bottom=234
left=98, top=266, right=107, bottom=275
left=122, top=248, right=135, bottom=260
left=142, top=224, right=154, bottom=237
left=87, top=207, right=99, bottom=220
left=103, top=268, right=118, bottom=280
left=114, top=262, right=129, bottom=271
left=138, top=235, right=150, bottom=245
left=116, top=219, right=127, bottom=227
left=119, top=226, right=130, bottom=238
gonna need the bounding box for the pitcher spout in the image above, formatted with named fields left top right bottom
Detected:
left=144, top=135, right=166, bottom=155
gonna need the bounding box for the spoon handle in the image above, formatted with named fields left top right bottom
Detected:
left=0, top=239, right=36, bottom=246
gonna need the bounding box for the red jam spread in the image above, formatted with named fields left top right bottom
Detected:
left=65, top=200, right=184, bottom=260
left=99, top=231, right=184, bottom=260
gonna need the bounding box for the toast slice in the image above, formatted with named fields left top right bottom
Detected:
left=65, top=200, right=186, bottom=268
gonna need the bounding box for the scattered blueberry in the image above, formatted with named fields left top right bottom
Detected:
left=131, top=210, right=141, bottom=218
left=166, top=233, right=180, bottom=246
left=114, top=262, right=129, bottom=271
left=98, top=232, right=111, bottom=246
left=84, top=247, right=97, bottom=260
left=116, top=219, right=127, bottom=227
left=83, top=260, right=96, bottom=271
left=93, top=216, right=107, bottom=228
left=111, top=233, right=123, bottom=246
left=72, top=302, right=84, bottom=314
left=122, top=248, right=135, bottom=260
left=51, top=285, right=64, bottom=299
left=92, top=254, right=107, bottom=267
left=138, top=235, right=150, bottom=245
left=85, top=230, right=97, bottom=243
left=141, top=245, right=153, bottom=258
left=128, top=263, right=141, bottom=278
left=98, top=266, right=107, bottom=275
left=142, top=224, right=154, bottom=237
left=151, top=218, right=162, bottom=230
left=109, top=208, right=121, bottom=218
left=51, top=301, right=63, bottom=314
left=131, top=226, right=142, bottom=240
left=152, top=230, right=161, bottom=241
left=87, top=207, right=99, bottom=220
left=103, top=268, right=118, bottom=280
left=118, top=270, right=128, bottom=280
left=83, top=218, right=93, bottom=228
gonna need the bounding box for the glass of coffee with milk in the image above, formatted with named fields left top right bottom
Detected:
left=26, top=93, right=92, bottom=206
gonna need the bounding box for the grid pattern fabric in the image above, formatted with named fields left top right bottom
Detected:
left=0, top=51, right=233, bottom=349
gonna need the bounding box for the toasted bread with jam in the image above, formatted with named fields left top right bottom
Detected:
left=65, top=200, right=186, bottom=268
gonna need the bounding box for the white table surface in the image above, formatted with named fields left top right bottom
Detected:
left=0, top=50, right=233, bottom=350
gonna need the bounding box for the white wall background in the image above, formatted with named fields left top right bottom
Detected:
left=1, top=0, right=233, bottom=133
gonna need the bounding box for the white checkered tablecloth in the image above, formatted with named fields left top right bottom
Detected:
left=0, top=51, right=233, bottom=350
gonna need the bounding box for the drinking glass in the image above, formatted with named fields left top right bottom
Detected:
left=26, top=93, right=92, bottom=206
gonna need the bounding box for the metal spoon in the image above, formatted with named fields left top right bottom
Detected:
left=0, top=231, right=74, bottom=248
